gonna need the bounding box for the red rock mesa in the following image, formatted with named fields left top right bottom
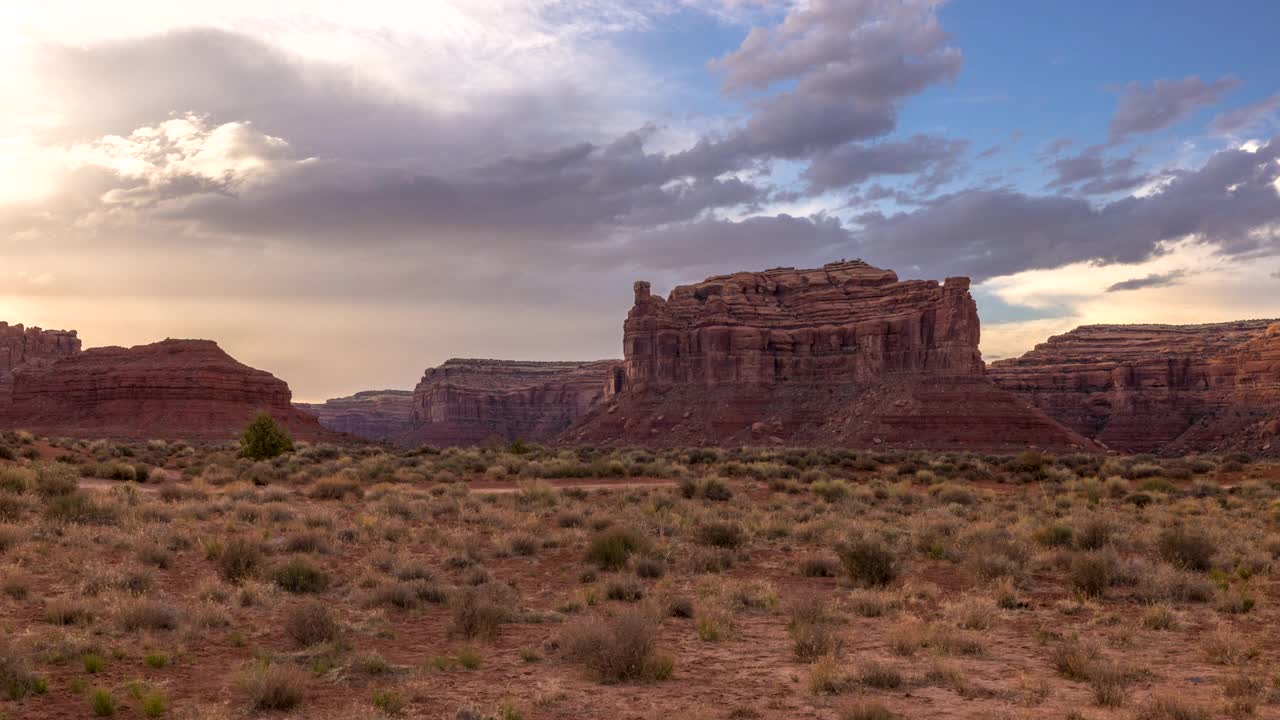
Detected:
left=397, top=359, right=622, bottom=447
left=989, top=320, right=1280, bottom=455
left=566, top=260, right=1095, bottom=450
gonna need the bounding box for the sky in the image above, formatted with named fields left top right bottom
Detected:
left=2, top=0, right=1279, bottom=402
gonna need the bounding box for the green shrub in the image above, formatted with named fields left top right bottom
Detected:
left=34, top=463, right=80, bottom=497
left=141, top=690, right=169, bottom=718
left=586, top=527, right=647, bottom=570
left=1157, top=525, right=1216, bottom=572
left=91, top=688, right=116, bottom=716
left=0, top=467, right=33, bottom=494
left=697, top=521, right=744, bottom=548
left=372, top=688, right=406, bottom=715
left=270, top=558, right=330, bottom=594
left=42, top=491, right=119, bottom=525
left=240, top=412, right=294, bottom=461
left=837, top=536, right=899, bottom=587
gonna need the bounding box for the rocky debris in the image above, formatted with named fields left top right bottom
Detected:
left=990, top=320, right=1280, bottom=455
left=295, top=390, right=415, bottom=441
left=0, top=322, right=81, bottom=409
left=1, top=337, right=332, bottom=441
left=567, top=260, right=1096, bottom=451
left=398, top=359, right=623, bottom=447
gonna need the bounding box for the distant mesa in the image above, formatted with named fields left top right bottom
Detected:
left=15, top=260, right=1280, bottom=454
left=294, top=390, right=415, bottom=442
left=1, top=326, right=331, bottom=442
left=392, top=359, right=623, bottom=447
left=990, top=320, right=1280, bottom=455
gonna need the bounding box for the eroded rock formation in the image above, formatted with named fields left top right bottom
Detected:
left=1, top=322, right=82, bottom=409
left=2, top=337, right=331, bottom=441
left=296, top=390, right=415, bottom=442
left=566, top=261, right=1095, bottom=450
left=989, top=321, right=1280, bottom=454
left=400, top=359, right=622, bottom=447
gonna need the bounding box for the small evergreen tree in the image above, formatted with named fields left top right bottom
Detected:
left=240, top=411, right=293, bottom=461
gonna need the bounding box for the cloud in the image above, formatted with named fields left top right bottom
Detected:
left=1042, top=137, right=1074, bottom=156
left=1211, top=92, right=1280, bottom=135
left=853, top=136, right=1280, bottom=281
left=1105, top=270, right=1186, bottom=292
left=686, top=0, right=962, bottom=175
left=803, top=135, right=968, bottom=193
left=1109, top=75, right=1239, bottom=142
left=1045, top=145, right=1146, bottom=195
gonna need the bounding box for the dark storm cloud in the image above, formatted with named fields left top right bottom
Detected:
left=853, top=137, right=1280, bottom=281
left=1105, top=270, right=1186, bottom=292
left=1046, top=146, right=1147, bottom=195
left=1211, top=92, right=1280, bottom=134
left=803, top=135, right=968, bottom=194
left=1109, top=75, right=1239, bottom=142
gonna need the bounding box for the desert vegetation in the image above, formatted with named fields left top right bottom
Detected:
left=0, top=429, right=1277, bottom=718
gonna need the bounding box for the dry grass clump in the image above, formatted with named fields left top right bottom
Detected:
left=836, top=535, right=899, bottom=587
left=942, top=595, right=997, bottom=630
left=1156, top=525, right=1217, bottom=572
left=887, top=615, right=983, bottom=657
left=788, top=596, right=843, bottom=662
left=451, top=586, right=515, bottom=641
left=840, top=702, right=899, bottom=720
left=236, top=661, right=308, bottom=711
left=214, top=537, right=265, bottom=583
left=1133, top=697, right=1213, bottom=720
left=0, top=643, right=46, bottom=700
left=116, top=598, right=180, bottom=632
left=1201, top=626, right=1259, bottom=665
left=285, top=600, right=342, bottom=648
left=1070, top=551, right=1114, bottom=597
left=269, top=557, right=330, bottom=594
left=585, top=527, right=648, bottom=570
left=557, top=607, right=673, bottom=683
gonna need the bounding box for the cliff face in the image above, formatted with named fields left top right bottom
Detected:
left=989, top=321, right=1280, bottom=454
left=295, top=390, right=415, bottom=441
left=399, top=359, right=622, bottom=447
left=0, top=322, right=82, bottom=409
left=566, top=261, right=1096, bottom=450
left=2, top=338, right=332, bottom=441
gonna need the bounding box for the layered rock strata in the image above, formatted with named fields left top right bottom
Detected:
left=1, top=322, right=82, bottom=409
left=296, top=390, right=415, bottom=442
left=2, top=337, right=331, bottom=441
left=989, top=321, right=1280, bottom=454
left=400, top=359, right=622, bottom=447
left=566, top=261, right=1095, bottom=450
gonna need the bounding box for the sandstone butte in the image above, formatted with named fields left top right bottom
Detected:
left=1, top=322, right=82, bottom=411
left=563, top=260, right=1098, bottom=451
left=294, top=390, right=415, bottom=442
left=989, top=320, right=1280, bottom=455
left=0, top=327, right=332, bottom=442
left=394, top=359, right=622, bottom=447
